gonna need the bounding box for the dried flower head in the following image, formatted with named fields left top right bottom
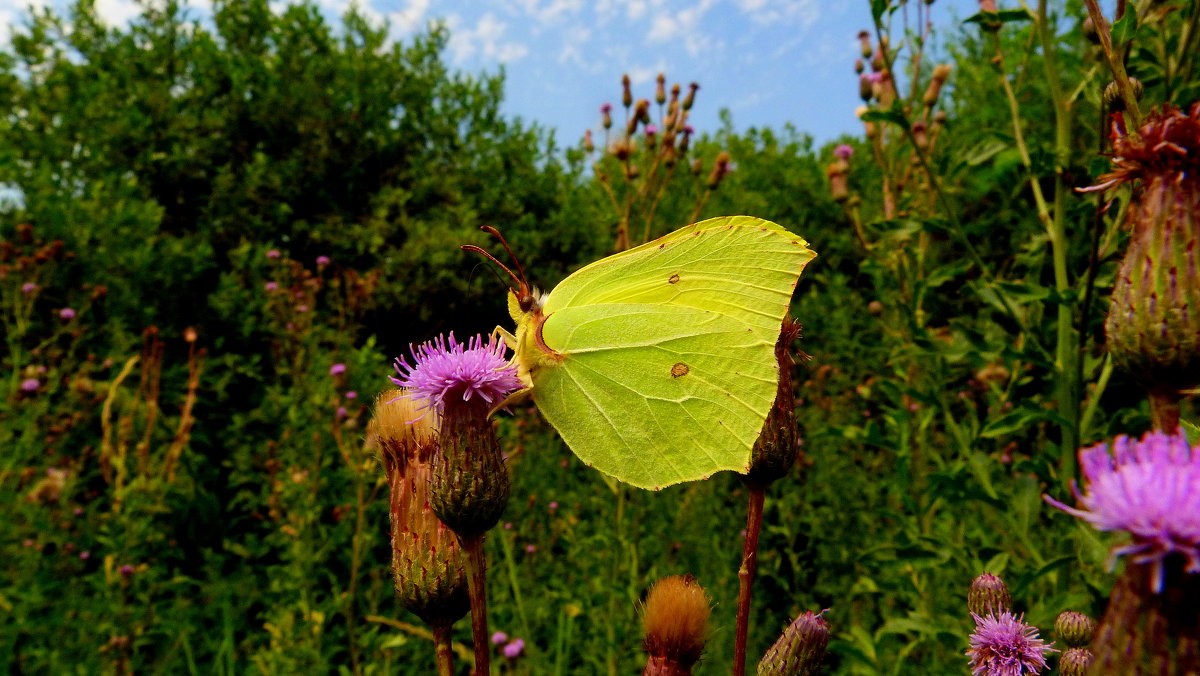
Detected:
left=642, top=575, right=711, bottom=674
left=371, top=390, right=469, bottom=627
left=966, top=612, right=1056, bottom=676
left=1045, top=430, right=1200, bottom=592
left=390, top=333, right=521, bottom=414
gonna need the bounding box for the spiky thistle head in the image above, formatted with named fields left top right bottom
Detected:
left=965, top=612, right=1056, bottom=676
left=1045, top=430, right=1200, bottom=593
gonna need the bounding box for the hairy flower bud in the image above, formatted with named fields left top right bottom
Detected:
left=1053, top=611, right=1095, bottom=648
left=757, top=610, right=830, bottom=676
left=827, top=160, right=850, bottom=203
left=432, top=395, right=511, bottom=538
left=968, top=573, right=1012, bottom=617
left=1104, top=78, right=1144, bottom=111
left=622, top=73, right=633, bottom=108
left=707, top=151, right=731, bottom=190
left=744, top=320, right=803, bottom=487
left=655, top=73, right=666, bottom=105
left=683, top=82, right=699, bottom=111
left=642, top=575, right=711, bottom=675
left=858, top=30, right=872, bottom=59
left=923, top=64, right=952, bottom=107
left=373, top=391, right=469, bottom=627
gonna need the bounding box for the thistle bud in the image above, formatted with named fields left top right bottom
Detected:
left=373, top=391, right=469, bottom=627
left=1053, top=611, right=1095, bottom=648
left=858, top=30, right=872, bottom=59
left=1090, top=104, right=1200, bottom=415
left=827, top=160, right=850, bottom=203
left=744, top=320, right=803, bottom=487
left=613, top=139, right=633, bottom=162
left=655, top=73, right=666, bottom=105
left=858, top=73, right=874, bottom=102
left=683, top=82, right=699, bottom=111
left=642, top=575, right=711, bottom=675
left=583, top=129, right=595, bottom=154
left=707, top=151, right=731, bottom=190
left=854, top=58, right=864, bottom=74
left=601, top=102, right=613, bottom=130
left=645, top=124, right=658, bottom=150
left=670, top=82, right=680, bottom=105
left=911, top=121, right=929, bottom=149
left=1082, top=16, right=1100, bottom=45
left=1058, top=647, right=1094, bottom=676
left=691, top=157, right=703, bottom=175
left=680, top=125, right=693, bottom=154
left=923, top=64, right=952, bottom=107
left=967, top=573, right=1012, bottom=617
left=625, top=163, right=641, bottom=181
left=933, top=110, right=948, bottom=126
left=1104, top=78, right=1144, bottom=111
left=636, top=98, right=652, bottom=124
left=757, top=610, right=830, bottom=676
left=622, top=73, right=633, bottom=108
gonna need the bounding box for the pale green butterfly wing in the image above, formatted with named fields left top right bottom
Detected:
left=536, top=302, right=778, bottom=489
left=532, top=216, right=816, bottom=489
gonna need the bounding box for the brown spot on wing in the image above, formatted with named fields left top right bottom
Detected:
left=668, top=273, right=680, bottom=284
left=671, top=362, right=690, bottom=378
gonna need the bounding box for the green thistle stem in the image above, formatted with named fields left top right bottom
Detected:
left=433, top=623, right=455, bottom=676
left=462, top=533, right=490, bottom=675
left=733, top=485, right=766, bottom=676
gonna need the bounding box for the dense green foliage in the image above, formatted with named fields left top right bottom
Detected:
left=2, top=0, right=1197, bottom=674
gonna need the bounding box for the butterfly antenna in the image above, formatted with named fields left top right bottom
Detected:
left=479, top=225, right=531, bottom=288
left=461, top=243, right=523, bottom=290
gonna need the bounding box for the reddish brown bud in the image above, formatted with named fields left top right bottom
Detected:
left=642, top=575, right=710, bottom=675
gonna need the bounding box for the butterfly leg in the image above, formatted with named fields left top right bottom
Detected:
left=491, top=325, right=518, bottom=351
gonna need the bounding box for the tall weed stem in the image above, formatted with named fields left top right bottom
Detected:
left=462, top=534, right=491, bottom=675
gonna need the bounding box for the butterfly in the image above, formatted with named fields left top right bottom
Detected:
left=467, top=216, right=815, bottom=490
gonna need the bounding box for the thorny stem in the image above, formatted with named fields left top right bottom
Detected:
left=433, top=623, right=455, bottom=676
left=732, top=485, right=766, bottom=676
left=462, top=533, right=491, bottom=676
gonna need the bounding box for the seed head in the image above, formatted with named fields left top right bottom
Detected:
left=642, top=575, right=711, bottom=674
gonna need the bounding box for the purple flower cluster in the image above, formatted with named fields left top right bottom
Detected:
left=966, top=612, right=1055, bottom=676
left=391, top=333, right=521, bottom=413
left=1045, top=430, right=1200, bottom=592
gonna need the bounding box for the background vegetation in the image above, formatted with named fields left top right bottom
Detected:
left=2, top=0, right=1197, bottom=673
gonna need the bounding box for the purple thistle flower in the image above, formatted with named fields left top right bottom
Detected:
left=1045, top=430, right=1200, bottom=592
left=344, top=390, right=357, bottom=400
left=79, top=551, right=91, bottom=561
left=266, top=249, right=281, bottom=259
left=491, top=631, right=508, bottom=645
left=684, top=124, right=695, bottom=135
left=316, top=255, right=331, bottom=266
left=21, top=282, right=36, bottom=294
left=503, top=638, right=525, bottom=658
left=645, top=124, right=658, bottom=135
left=391, top=333, right=521, bottom=414
left=966, top=612, right=1056, bottom=676
left=59, top=307, right=76, bottom=320
left=329, top=363, right=347, bottom=376
left=835, top=144, right=854, bottom=161
left=525, top=544, right=536, bottom=553
left=20, top=378, right=39, bottom=392
left=264, top=281, right=278, bottom=292
left=119, top=564, right=135, bottom=577
left=600, top=103, right=612, bottom=114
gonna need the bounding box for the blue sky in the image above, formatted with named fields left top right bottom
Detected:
left=1, top=0, right=981, bottom=145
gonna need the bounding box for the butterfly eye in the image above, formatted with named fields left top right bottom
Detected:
left=518, top=294, right=536, bottom=312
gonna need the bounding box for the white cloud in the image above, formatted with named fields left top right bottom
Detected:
left=447, top=12, right=528, bottom=64
left=646, top=0, right=714, bottom=45
left=557, top=24, right=591, bottom=67
left=515, top=0, right=584, bottom=25
left=94, top=0, right=142, bottom=26
left=388, top=0, right=430, bottom=36
left=626, top=60, right=666, bottom=86
left=738, top=0, right=819, bottom=28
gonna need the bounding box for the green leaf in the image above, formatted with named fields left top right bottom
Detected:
left=980, top=404, right=1068, bottom=438
left=963, top=8, right=1033, bottom=25
left=871, top=0, right=889, bottom=23
left=859, top=102, right=910, bottom=130
left=965, top=139, right=1009, bottom=166
left=1112, top=6, right=1138, bottom=46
